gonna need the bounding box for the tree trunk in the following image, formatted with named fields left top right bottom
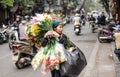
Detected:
left=79, top=0, right=86, bottom=12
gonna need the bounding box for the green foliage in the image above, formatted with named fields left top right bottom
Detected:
left=84, top=0, right=95, bottom=12
left=98, top=0, right=110, bottom=14
left=0, top=0, right=14, bottom=8
left=15, top=0, right=34, bottom=6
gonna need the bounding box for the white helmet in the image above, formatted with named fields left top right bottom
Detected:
left=75, top=13, right=80, bottom=16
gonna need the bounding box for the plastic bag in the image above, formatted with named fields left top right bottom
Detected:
left=31, top=48, right=45, bottom=70
left=60, top=47, right=87, bottom=76
left=42, top=42, right=66, bottom=72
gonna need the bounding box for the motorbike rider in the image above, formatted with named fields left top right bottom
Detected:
left=89, top=15, right=96, bottom=23
left=97, top=16, right=101, bottom=27
left=12, top=15, right=22, bottom=28
left=73, top=13, right=81, bottom=30
left=100, top=12, right=106, bottom=26
left=80, top=14, right=86, bottom=26
left=12, top=15, right=22, bottom=40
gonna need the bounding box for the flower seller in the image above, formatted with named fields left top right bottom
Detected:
left=41, top=20, right=75, bottom=77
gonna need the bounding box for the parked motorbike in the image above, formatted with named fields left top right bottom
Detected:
left=74, top=25, right=81, bottom=35
left=63, top=16, right=70, bottom=25
left=97, top=26, right=117, bottom=43
left=12, top=41, right=34, bottom=69
left=0, top=24, right=9, bottom=44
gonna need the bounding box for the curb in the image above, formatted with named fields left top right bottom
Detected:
left=83, top=40, right=100, bottom=77
left=111, top=42, right=120, bottom=77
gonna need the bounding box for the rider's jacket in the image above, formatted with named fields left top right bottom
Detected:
left=73, top=16, right=81, bottom=25
left=89, top=17, right=96, bottom=22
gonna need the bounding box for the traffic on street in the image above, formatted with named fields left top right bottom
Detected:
left=0, top=0, right=120, bottom=77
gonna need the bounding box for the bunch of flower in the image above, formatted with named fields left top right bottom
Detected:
left=31, top=37, right=66, bottom=73
left=26, top=13, right=53, bottom=48
left=41, top=38, right=66, bottom=73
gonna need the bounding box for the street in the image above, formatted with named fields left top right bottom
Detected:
left=0, top=22, right=116, bottom=77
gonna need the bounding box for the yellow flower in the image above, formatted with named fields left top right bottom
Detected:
left=60, top=57, right=65, bottom=63
left=31, top=24, right=41, bottom=36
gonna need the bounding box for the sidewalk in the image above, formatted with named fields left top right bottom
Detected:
left=79, top=40, right=116, bottom=77
left=112, top=42, right=120, bottom=77
left=95, top=42, right=116, bottom=77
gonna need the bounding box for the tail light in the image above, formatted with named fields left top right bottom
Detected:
left=75, top=25, right=80, bottom=28
left=12, top=44, right=22, bottom=51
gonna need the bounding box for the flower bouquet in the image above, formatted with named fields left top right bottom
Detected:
left=26, top=13, right=53, bottom=48
left=31, top=37, right=66, bottom=73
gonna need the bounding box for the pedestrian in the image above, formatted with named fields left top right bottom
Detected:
left=42, top=20, right=75, bottom=77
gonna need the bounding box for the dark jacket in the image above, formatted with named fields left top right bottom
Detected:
left=42, top=34, right=75, bottom=49
left=13, top=21, right=21, bottom=27
left=97, top=16, right=101, bottom=24
left=100, top=16, right=106, bottom=25
left=89, top=17, right=96, bottom=21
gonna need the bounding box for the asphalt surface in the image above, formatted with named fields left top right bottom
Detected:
left=0, top=22, right=118, bottom=77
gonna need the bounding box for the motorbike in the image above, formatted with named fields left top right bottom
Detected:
left=12, top=41, right=34, bottom=69
left=89, top=21, right=97, bottom=33
left=0, top=24, right=9, bottom=44
left=97, top=26, right=117, bottom=43
left=74, top=25, right=81, bottom=35
left=62, top=16, right=70, bottom=25
left=8, top=26, right=19, bottom=49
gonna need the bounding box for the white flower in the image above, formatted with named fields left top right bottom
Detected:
left=35, top=13, right=45, bottom=21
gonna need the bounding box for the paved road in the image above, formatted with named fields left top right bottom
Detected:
left=0, top=22, right=116, bottom=77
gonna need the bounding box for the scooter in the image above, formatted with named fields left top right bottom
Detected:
left=98, top=26, right=117, bottom=43
left=8, top=26, right=19, bottom=49
left=89, top=21, right=96, bottom=33
left=74, top=25, right=81, bottom=35
left=62, top=16, right=70, bottom=25
left=12, top=41, right=34, bottom=69
left=0, top=24, right=9, bottom=44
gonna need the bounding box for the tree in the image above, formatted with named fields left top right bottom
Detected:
left=99, top=0, right=110, bottom=17
left=0, top=0, right=14, bottom=8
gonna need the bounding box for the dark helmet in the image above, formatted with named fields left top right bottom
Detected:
left=91, top=14, right=93, bottom=17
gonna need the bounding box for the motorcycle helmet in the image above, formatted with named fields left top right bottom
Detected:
left=24, top=15, right=30, bottom=21
left=75, top=13, right=80, bottom=16
left=16, top=15, right=21, bottom=18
